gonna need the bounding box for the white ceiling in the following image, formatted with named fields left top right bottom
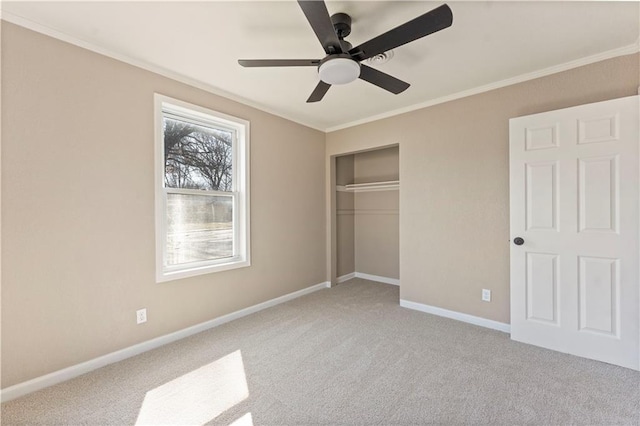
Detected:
left=2, top=1, right=639, bottom=131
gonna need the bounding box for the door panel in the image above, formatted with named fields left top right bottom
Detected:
left=526, top=124, right=559, bottom=150
left=510, top=96, right=639, bottom=370
left=526, top=162, right=559, bottom=231
left=578, top=156, right=618, bottom=233
left=578, top=114, right=619, bottom=144
left=526, top=252, right=559, bottom=324
left=578, top=256, right=618, bottom=336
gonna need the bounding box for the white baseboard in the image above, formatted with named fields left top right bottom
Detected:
left=399, top=299, right=511, bottom=333
left=336, top=272, right=400, bottom=286
left=1, top=281, right=330, bottom=403
left=336, top=272, right=356, bottom=283
left=355, top=272, right=400, bottom=286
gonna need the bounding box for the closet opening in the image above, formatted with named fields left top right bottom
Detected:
left=333, top=145, right=399, bottom=289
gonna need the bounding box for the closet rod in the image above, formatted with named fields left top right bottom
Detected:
left=336, top=180, right=400, bottom=192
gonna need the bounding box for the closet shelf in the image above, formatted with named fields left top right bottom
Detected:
left=336, top=180, right=400, bottom=193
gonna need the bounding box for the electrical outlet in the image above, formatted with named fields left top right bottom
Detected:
left=136, top=308, right=147, bottom=324
left=482, top=289, right=491, bottom=302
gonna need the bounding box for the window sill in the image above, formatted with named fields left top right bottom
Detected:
left=157, top=258, right=250, bottom=283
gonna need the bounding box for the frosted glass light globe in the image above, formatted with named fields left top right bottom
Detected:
left=318, top=57, right=360, bottom=85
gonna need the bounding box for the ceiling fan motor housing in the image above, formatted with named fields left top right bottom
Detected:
left=331, top=13, right=352, bottom=39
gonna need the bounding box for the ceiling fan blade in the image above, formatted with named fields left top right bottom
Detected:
left=359, top=65, right=410, bottom=94
left=307, top=81, right=331, bottom=102
left=349, top=4, right=453, bottom=62
left=297, top=0, right=343, bottom=54
left=238, top=59, right=320, bottom=67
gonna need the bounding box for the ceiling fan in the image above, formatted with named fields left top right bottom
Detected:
left=238, top=1, right=453, bottom=103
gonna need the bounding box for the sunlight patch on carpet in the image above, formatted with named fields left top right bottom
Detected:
left=229, top=412, right=253, bottom=426
left=135, top=350, right=248, bottom=425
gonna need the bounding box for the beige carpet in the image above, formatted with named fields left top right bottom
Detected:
left=2, top=278, right=639, bottom=425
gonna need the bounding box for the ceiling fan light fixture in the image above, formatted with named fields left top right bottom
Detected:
left=318, top=57, right=360, bottom=85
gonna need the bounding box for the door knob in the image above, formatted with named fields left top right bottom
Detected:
left=513, top=237, right=524, bottom=246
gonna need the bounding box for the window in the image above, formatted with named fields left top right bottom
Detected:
left=155, top=95, right=250, bottom=282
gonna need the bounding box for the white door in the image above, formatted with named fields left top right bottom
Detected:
left=510, top=96, right=639, bottom=370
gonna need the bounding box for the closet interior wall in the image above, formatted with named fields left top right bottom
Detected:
left=336, top=155, right=355, bottom=278
left=336, top=146, right=399, bottom=281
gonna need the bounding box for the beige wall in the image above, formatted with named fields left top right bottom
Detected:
left=353, top=146, right=399, bottom=184
left=327, top=53, right=640, bottom=324
left=1, top=23, right=326, bottom=388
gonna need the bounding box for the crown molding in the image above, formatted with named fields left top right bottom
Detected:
left=326, top=41, right=640, bottom=133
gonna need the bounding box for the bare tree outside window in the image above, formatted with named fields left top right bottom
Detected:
left=163, top=118, right=233, bottom=191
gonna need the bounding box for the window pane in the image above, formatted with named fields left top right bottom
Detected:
left=164, top=117, right=233, bottom=191
left=165, top=193, right=233, bottom=267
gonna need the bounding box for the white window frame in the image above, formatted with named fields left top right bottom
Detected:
left=154, top=94, right=250, bottom=282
